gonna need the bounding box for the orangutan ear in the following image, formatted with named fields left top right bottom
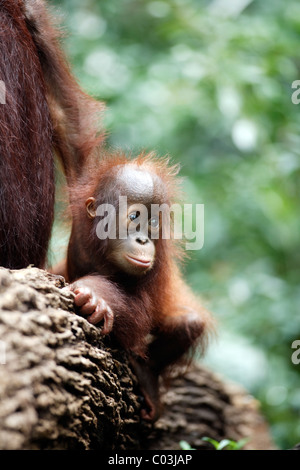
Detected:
left=85, top=197, right=97, bottom=219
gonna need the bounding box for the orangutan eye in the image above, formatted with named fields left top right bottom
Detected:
left=128, top=211, right=140, bottom=222
left=149, top=216, right=159, bottom=228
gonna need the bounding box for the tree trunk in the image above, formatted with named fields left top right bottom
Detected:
left=0, top=267, right=275, bottom=450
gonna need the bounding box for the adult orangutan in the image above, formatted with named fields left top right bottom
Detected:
left=0, top=0, right=103, bottom=268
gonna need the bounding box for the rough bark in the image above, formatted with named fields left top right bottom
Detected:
left=0, top=267, right=275, bottom=450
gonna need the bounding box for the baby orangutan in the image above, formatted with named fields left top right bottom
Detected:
left=55, top=153, right=213, bottom=421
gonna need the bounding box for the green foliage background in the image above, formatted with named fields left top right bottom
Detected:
left=50, top=0, right=300, bottom=448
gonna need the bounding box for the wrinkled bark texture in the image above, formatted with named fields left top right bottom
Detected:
left=0, top=267, right=275, bottom=450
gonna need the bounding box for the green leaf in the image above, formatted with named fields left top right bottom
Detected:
left=217, top=439, right=233, bottom=450
left=179, top=440, right=195, bottom=450
left=201, top=437, right=221, bottom=449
